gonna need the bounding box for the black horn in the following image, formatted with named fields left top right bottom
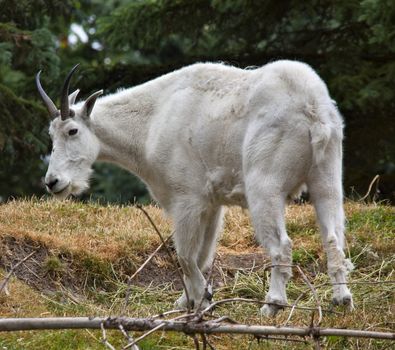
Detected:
left=60, top=64, right=80, bottom=120
left=35, top=71, right=58, bottom=118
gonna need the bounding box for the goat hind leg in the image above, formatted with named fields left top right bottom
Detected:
left=247, top=186, right=293, bottom=317
left=309, top=176, right=353, bottom=309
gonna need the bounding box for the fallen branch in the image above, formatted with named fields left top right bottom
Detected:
left=0, top=317, right=394, bottom=340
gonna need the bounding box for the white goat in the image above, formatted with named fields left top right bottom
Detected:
left=36, top=60, right=353, bottom=316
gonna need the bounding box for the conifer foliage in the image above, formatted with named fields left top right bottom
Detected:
left=1, top=0, right=394, bottom=202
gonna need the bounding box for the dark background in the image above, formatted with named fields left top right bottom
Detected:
left=0, top=0, right=394, bottom=204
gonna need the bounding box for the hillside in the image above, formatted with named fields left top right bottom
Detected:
left=0, top=199, right=394, bottom=349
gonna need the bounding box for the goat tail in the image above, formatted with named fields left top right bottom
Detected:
left=307, top=99, right=343, bottom=165
left=310, top=120, right=332, bottom=165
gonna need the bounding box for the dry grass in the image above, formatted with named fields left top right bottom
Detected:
left=0, top=270, right=48, bottom=317
left=0, top=198, right=394, bottom=349
left=2, top=199, right=391, bottom=260
left=0, top=198, right=171, bottom=261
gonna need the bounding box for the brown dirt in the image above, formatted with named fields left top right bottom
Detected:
left=132, top=250, right=269, bottom=290
left=0, top=234, right=270, bottom=295
left=0, top=235, right=86, bottom=294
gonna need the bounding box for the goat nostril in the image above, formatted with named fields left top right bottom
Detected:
left=46, top=178, right=59, bottom=190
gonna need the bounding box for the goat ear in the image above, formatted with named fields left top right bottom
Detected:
left=81, top=90, right=103, bottom=118
left=68, top=89, right=80, bottom=106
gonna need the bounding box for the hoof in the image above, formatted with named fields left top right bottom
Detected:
left=175, top=292, right=211, bottom=311
left=332, top=294, right=354, bottom=310
left=261, top=300, right=285, bottom=317
left=175, top=293, right=191, bottom=309
left=204, top=284, right=213, bottom=302
left=198, top=297, right=211, bottom=310
left=342, top=295, right=353, bottom=306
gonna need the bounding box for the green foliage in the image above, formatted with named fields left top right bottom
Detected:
left=0, top=84, right=49, bottom=199
left=94, top=0, right=395, bottom=198
left=28, top=28, right=60, bottom=77
left=0, top=1, right=68, bottom=200
left=97, top=0, right=295, bottom=60
left=0, top=42, right=12, bottom=66
left=43, top=255, right=65, bottom=275
left=0, top=0, right=74, bottom=29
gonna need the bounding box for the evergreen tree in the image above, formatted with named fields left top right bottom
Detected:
left=1, top=0, right=394, bottom=202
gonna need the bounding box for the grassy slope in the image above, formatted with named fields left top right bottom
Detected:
left=0, top=199, right=394, bottom=349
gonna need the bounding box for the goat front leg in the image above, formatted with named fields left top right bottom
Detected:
left=171, top=200, right=213, bottom=310
left=176, top=255, right=210, bottom=310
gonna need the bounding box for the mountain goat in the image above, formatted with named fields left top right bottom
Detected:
left=36, top=60, right=353, bottom=316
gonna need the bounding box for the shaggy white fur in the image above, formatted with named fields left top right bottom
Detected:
left=43, top=60, right=353, bottom=316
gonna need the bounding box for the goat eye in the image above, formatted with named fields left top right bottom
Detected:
left=68, top=128, right=78, bottom=136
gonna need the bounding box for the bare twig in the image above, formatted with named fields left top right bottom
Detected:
left=101, top=322, right=116, bottom=350
left=316, top=280, right=395, bottom=287
left=283, top=290, right=308, bottom=326
left=151, top=309, right=186, bottom=319
left=192, top=334, right=200, bottom=349
left=118, top=324, right=140, bottom=350
left=0, top=283, right=9, bottom=296
left=123, top=322, right=166, bottom=350
left=0, top=251, right=36, bottom=294
left=201, top=333, right=216, bottom=349
left=136, top=205, right=191, bottom=312
left=130, top=235, right=172, bottom=282
left=124, top=311, right=193, bottom=350
left=210, top=316, right=238, bottom=324
left=195, top=254, right=217, bottom=314
left=359, top=174, right=380, bottom=202
left=313, top=336, right=322, bottom=350
left=118, top=324, right=131, bottom=342
left=255, top=335, right=309, bottom=343
left=199, top=297, right=336, bottom=316
left=123, top=313, right=194, bottom=349
left=123, top=233, right=172, bottom=312
left=295, top=265, right=322, bottom=326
